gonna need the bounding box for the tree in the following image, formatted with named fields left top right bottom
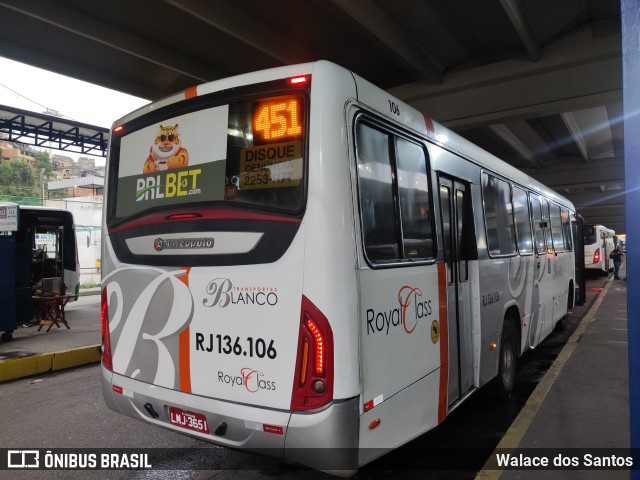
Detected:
left=0, top=160, right=39, bottom=197
left=0, top=163, right=15, bottom=194
left=13, top=160, right=35, bottom=184
left=34, top=151, right=53, bottom=177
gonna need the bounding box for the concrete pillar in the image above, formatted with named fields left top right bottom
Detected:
left=622, top=0, right=640, bottom=471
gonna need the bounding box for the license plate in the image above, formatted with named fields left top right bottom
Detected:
left=168, top=406, right=210, bottom=434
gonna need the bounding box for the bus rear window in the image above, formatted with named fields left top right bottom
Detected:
left=583, top=226, right=597, bottom=245
left=111, top=94, right=306, bottom=222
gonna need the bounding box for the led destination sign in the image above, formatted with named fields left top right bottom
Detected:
left=253, top=96, right=303, bottom=142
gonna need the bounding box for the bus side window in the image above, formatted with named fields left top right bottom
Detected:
left=440, top=185, right=453, bottom=284
left=481, top=172, right=516, bottom=256
left=395, top=138, right=433, bottom=259
left=530, top=196, right=546, bottom=255
left=561, top=208, right=573, bottom=251
left=355, top=122, right=400, bottom=262
left=550, top=204, right=565, bottom=252
left=513, top=186, right=533, bottom=255
left=456, top=189, right=468, bottom=282
left=541, top=199, right=553, bottom=253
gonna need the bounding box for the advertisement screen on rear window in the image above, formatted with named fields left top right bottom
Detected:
left=113, top=94, right=306, bottom=221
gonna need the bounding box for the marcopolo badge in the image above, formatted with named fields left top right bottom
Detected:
left=153, top=237, right=214, bottom=252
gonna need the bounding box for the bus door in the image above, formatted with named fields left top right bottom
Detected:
left=529, top=195, right=554, bottom=344
left=438, top=175, right=475, bottom=406
left=601, top=231, right=612, bottom=272
left=572, top=214, right=586, bottom=306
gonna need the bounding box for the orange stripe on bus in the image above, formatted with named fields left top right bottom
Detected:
left=178, top=267, right=192, bottom=393
left=423, top=114, right=435, bottom=137
left=437, top=262, right=448, bottom=424
left=184, top=86, right=198, bottom=99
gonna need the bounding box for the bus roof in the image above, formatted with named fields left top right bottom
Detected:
left=111, top=60, right=574, bottom=211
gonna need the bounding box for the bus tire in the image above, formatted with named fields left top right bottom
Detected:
left=491, top=319, right=517, bottom=400
left=556, top=283, right=573, bottom=332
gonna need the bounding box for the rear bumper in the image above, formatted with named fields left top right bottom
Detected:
left=584, top=263, right=605, bottom=270
left=101, top=366, right=359, bottom=470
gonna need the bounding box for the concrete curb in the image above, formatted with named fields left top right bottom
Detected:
left=0, top=344, right=101, bottom=383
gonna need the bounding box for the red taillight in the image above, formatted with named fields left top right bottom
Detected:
left=165, top=212, right=202, bottom=221
left=593, top=248, right=601, bottom=263
left=306, top=319, right=325, bottom=374
left=291, top=296, right=334, bottom=411
left=113, top=125, right=124, bottom=134
left=289, top=75, right=308, bottom=85
left=101, top=288, right=113, bottom=371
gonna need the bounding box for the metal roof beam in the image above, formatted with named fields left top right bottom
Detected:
left=0, top=0, right=219, bottom=83
left=560, top=112, right=590, bottom=162
left=499, top=0, right=541, bottom=61
left=489, top=124, right=542, bottom=167
left=567, top=192, right=626, bottom=208
left=580, top=214, right=625, bottom=224
left=166, top=0, right=308, bottom=64
left=523, top=157, right=624, bottom=186
left=390, top=34, right=621, bottom=129
left=0, top=105, right=109, bottom=157
left=557, top=180, right=624, bottom=191
left=506, top=119, right=559, bottom=164
left=328, top=0, right=444, bottom=83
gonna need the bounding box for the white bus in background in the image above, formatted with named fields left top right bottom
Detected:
left=100, top=61, right=577, bottom=474
left=583, top=224, right=615, bottom=275
left=0, top=203, right=80, bottom=340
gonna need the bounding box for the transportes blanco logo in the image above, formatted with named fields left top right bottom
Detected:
left=203, top=278, right=278, bottom=308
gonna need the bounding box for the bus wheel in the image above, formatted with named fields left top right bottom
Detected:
left=491, top=320, right=517, bottom=400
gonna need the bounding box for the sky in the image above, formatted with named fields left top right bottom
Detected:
left=0, top=56, right=149, bottom=165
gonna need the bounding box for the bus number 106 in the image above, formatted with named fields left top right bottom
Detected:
left=388, top=100, right=400, bottom=116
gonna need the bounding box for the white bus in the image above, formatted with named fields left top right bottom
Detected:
left=100, top=61, right=576, bottom=473
left=583, top=224, right=615, bottom=274
left=23, top=205, right=81, bottom=296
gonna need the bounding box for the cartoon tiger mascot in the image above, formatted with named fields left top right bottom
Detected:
left=143, top=124, right=189, bottom=173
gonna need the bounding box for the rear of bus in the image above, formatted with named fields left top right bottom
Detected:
left=100, top=62, right=360, bottom=471
left=583, top=225, right=612, bottom=273
left=21, top=207, right=81, bottom=298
